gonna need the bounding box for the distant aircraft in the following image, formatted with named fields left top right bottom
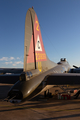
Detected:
left=1, top=7, right=80, bottom=103
left=69, top=65, right=80, bottom=73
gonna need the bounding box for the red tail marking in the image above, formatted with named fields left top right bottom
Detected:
left=34, top=14, right=47, bottom=62
left=27, top=14, right=47, bottom=64
left=27, top=35, right=34, bottom=63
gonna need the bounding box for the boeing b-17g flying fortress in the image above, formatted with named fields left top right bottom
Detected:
left=0, top=7, right=80, bottom=103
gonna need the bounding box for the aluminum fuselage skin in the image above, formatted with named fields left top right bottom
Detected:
left=8, top=61, right=71, bottom=102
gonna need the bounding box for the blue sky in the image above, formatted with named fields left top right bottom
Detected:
left=0, top=0, right=80, bottom=68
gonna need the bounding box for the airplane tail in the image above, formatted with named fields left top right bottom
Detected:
left=24, top=8, right=56, bottom=72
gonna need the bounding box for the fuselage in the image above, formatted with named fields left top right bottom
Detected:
left=8, top=59, right=71, bottom=103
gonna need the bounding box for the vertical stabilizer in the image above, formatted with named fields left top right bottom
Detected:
left=24, top=8, right=56, bottom=72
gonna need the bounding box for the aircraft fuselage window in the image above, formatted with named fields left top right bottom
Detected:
left=27, top=72, right=30, bottom=78
left=29, top=72, right=32, bottom=77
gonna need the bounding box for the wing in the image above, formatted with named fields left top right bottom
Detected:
left=46, top=73, right=80, bottom=85
left=0, top=68, right=23, bottom=84
left=0, top=68, right=23, bottom=74
left=0, top=74, right=20, bottom=84
left=36, top=73, right=80, bottom=98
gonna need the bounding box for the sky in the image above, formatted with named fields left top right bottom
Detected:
left=0, top=0, right=80, bottom=68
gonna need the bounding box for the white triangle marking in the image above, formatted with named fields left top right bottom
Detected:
left=35, top=35, right=42, bottom=51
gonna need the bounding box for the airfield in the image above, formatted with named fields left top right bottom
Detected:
left=0, top=84, right=80, bottom=120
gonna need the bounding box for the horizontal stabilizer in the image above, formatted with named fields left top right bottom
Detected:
left=0, top=68, right=23, bottom=74
left=0, top=74, right=20, bottom=84
left=46, top=73, right=80, bottom=85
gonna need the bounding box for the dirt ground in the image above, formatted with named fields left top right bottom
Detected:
left=0, top=84, right=80, bottom=120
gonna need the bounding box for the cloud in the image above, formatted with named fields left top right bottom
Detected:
left=13, top=61, right=23, bottom=66
left=9, top=57, right=15, bottom=60
left=0, top=57, right=15, bottom=61
left=5, top=61, right=12, bottom=65
left=17, top=57, right=20, bottom=60
left=0, top=57, right=8, bottom=61
left=0, top=57, right=23, bottom=67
